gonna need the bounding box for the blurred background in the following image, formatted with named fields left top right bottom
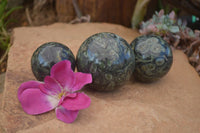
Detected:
left=0, top=0, right=200, bottom=74
left=5, top=0, right=200, bottom=28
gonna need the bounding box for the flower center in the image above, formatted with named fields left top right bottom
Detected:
left=58, top=91, right=66, bottom=99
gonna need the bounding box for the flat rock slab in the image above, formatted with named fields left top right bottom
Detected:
left=0, top=73, right=5, bottom=109
left=1, top=23, right=200, bottom=133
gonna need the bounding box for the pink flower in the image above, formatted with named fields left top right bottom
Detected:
left=18, top=60, right=92, bottom=123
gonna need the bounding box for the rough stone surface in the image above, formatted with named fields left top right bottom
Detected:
left=130, top=35, right=173, bottom=82
left=31, top=42, right=75, bottom=81
left=77, top=32, right=135, bottom=91
left=0, top=72, right=5, bottom=133
left=0, top=73, right=5, bottom=93
left=0, top=73, right=5, bottom=105
left=1, top=23, right=200, bottom=133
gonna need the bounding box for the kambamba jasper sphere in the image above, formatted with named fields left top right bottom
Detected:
left=76, top=32, right=135, bottom=91
left=31, top=42, right=75, bottom=81
left=130, top=35, right=173, bottom=82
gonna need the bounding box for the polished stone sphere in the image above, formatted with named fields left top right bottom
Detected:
left=76, top=32, right=135, bottom=91
left=31, top=42, right=75, bottom=81
left=130, top=35, right=173, bottom=82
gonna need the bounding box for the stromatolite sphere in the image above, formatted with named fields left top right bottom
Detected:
left=31, top=42, right=75, bottom=81
left=130, top=35, right=173, bottom=82
left=76, top=32, right=135, bottom=91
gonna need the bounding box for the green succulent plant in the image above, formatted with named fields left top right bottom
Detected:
left=140, top=9, right=197, bottom=38
left=140, top=10, right=178, bottom=34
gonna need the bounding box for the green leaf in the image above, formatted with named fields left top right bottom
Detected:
left=2, top=6, right=22, bottom=20
left=156, top=24, right=162, bottom=30
left=4, top=18, right=17, bottom=27
left=0, top=0, right=7, bottom=18
left=0, top=20, right=3, bottom=28
left=162, top=24, right=168, bottom=30
left=169, top=26, right=180, bottom=33
left=0, top=39, right=9, bottom=50
left=177, top=19, right=182, bottom=26
left=188, top=30, right=195, bottom=37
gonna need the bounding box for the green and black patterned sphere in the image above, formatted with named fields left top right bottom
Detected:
left=31, top=42, right=75, bottom=81
left=76, top=32, right=135, bottom=91
left=130, top=35, right=173, bottom=82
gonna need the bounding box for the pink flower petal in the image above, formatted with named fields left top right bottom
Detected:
left=72, top=72, right=92, bottom=92
left=18, top=80, right=42, bottom=96
left=40, top=76, right=62, bottom=95
left=50, top=60, right=75, bottom=91
left=158, top=9, right=164, bottom=17
left=169, top=11, right=175, bottom=20
left=56, top=106, right=79, bottom=123
left=58, top=93, right=77, bottom=106
left=67, top=93, right=77, bottom=98
left=18, top=81, right=58, bottom=115
left=61, top=92, right=91, bottom=110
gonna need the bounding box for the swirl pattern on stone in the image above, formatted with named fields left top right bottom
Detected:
left=76, top=32, right=135, bottom=91
left=130, top=35, right=173, bottom=82
left=31, top=42, right=75, bottom=81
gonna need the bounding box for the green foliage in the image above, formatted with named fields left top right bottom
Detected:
left=0, top=0, right=21, bottom=51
